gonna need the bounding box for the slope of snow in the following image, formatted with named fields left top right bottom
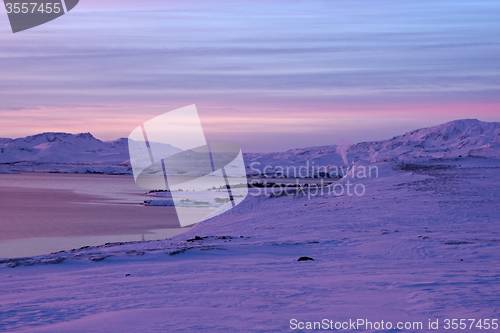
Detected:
left=244, top=119, right=500, bottom=177
left=350, top=119, right=500, bottom=162
left=0, top=157, right=499, bottom=332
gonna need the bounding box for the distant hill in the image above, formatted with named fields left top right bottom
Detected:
left=0, top=132, right=131, bottom=174
left=1, top=119, right=499, bottom=174
left=245, top=119, right=500, bottom=176
left=351, top=119, right=500, bottom=162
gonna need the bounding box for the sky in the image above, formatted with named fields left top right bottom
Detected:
left=0, top=0, right=499, bottom=152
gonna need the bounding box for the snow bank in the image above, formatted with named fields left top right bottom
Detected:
left=0, top=157, right=499, bottom=332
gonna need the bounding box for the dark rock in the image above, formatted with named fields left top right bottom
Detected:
left=298, top=256, right=314, bottom=261
left=169, top=249, right=188, bottom=256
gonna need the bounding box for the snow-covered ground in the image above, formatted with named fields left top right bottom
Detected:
left=1, top=156, right=499, bottom=332
left=0, top=119, right=499, bottom=332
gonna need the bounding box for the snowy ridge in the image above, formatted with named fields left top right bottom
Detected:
left=245, top=119, right=500, bottom=176
left=351, top=119, right=500, bottom=162
left=1, top=119, right=499, bottom=175
left=0, top=132, right=132, bottom=174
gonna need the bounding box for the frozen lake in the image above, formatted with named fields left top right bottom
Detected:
left=0, top=173, right=189, bottom=259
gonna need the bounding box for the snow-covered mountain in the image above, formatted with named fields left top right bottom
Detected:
left=351, top=119, right=500, bottom=162
left=1, top=119, right=499, bottom=174
left=245, top=119, right=500, bottom=176
left=0, top=132, right=131, bottom=174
